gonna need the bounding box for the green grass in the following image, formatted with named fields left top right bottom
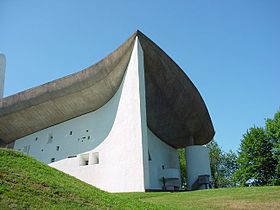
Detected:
left=122, top=186, right=280, bottom=210
left=1, top=148, right=279, bottom=209
left=0, top=148, right=167, bottom=210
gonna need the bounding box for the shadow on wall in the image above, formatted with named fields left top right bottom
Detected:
left=13, top=70, right=127, bottom=164
left=55, top=72, right=128, bottom=160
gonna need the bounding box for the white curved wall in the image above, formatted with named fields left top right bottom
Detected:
left=185, top=145, right=211, bottom=190
left=147, top=129, right=181, bottom=190
left=0, top=53, right=5, bottom=98
left=13, top=37, right=182, bottom=192
left=13, top=77, right=121, bottom=164
left=14, top=37, right=149, bottom=192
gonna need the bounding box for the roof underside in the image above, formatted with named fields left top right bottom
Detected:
left=0, top=31, right=214, bottom=148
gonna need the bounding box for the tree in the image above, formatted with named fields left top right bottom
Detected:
left=221, top=150, right=238, bottom=187
left=234, top=127, right=277, bottom=186
left=178, top=148, right=187, bottom=188
left=207, top=140, right=223, bottom=188
left=265, top=110, right=280, bottom=184
left=207, top=140, right=238, bottom=188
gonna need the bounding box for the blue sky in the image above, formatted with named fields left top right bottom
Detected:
left=0, top=0, right=279, bottom=152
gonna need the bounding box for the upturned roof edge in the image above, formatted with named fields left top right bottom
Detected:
left=0, top=31, right=215, bottom=147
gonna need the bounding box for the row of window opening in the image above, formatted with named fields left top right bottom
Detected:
left=69, top=129, right=89, bottom=136
left=34, top=129, right=91, bottom=143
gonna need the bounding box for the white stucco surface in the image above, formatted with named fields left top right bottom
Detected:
left=13, top=79, right=122, bottom=164
left=147, top=129, right=181, bottom=190
left=14, top=38, right=149, bottom=192
left=185, top=145, right=211, bottom=190
left=13, top=37, right=183, bottom=192
left=0, top=53, right=5, bottom=98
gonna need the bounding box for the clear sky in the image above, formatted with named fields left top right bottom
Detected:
left=0, top=0, right=279, bottom=152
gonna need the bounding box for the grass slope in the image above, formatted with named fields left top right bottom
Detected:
left=122, top=186, right=280, bottom=210
left=1, top=148, right=279, bottom=210
left=0, top=148, right=168, bottom=210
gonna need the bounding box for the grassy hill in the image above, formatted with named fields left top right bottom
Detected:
left=0, top=148, right=166, bottom=210
left=1, top=148, right=280, bottom=210
left=122, top=186, right=280, bottom=210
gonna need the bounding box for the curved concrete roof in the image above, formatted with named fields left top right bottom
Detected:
left=0, top=31, right=214, bottom=148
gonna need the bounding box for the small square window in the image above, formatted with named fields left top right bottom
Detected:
left=79, top=153, right=89, bottom=166
left=91, top=152, right=99, bottom=164
left=51, top=158, right=55, bottom=163
left=86, top=130, right=89, bottom=132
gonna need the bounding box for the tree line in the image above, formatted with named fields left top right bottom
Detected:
left=179, top=109, right=280, bottom=188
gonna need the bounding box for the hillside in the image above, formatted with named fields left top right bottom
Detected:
left=1, top=148, right=280, bottom=210
left=0, top=148, right=167, bottom=210
left=122, top=186, right=280, bottom=210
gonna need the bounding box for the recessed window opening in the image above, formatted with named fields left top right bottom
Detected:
left=69, top=131, right=73, bottom=135
left=82, top=136, right=86, bottom=139
left=87, top=136, right=90, bottom=140
left=47, top=133, right=53, bottom=144
left=86, top=130, right=89, bottom=132
left=148, top=150, right=152, bottom=161
left=91, top=152, right=99, bottom=164
left=56, top=146, right=60, bottom=151
left=41, top=149, right=44, bottom=152
left=79, top=153, right=99, bottom=166
left=23, top=146, right=27, bottom=152
left=35, top=137, right=38, bottom=141
left=23, top=145, right=30, bottom=155
left=51, top=158, right=55, bottom=163
left=79, top=153, right=89, bottom=166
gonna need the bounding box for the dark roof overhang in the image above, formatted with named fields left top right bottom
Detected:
left=0, top=31, right=214, bottom=148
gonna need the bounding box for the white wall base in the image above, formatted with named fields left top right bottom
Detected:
left=147, top=129, right=181, bottom=190
left=185, top=145, right=211, bottom=190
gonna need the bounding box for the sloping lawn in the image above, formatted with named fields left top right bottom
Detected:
left=0, top=148, right=169, bottom=209
left=1, top=148, right=279, bottom=209
left=121, top=186, right=280, bottom=209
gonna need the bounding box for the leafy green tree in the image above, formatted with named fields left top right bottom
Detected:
left=178, top=148, right=187, bottom=188
left=265, top=110, right=280, bottom=184
left=221, top=150, right=238, bottom=187
left=207, top=141, right=238, bottom=188
left=234, top=127, right=277, bottom=186
left=207, top=140, right=223, bottom=188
